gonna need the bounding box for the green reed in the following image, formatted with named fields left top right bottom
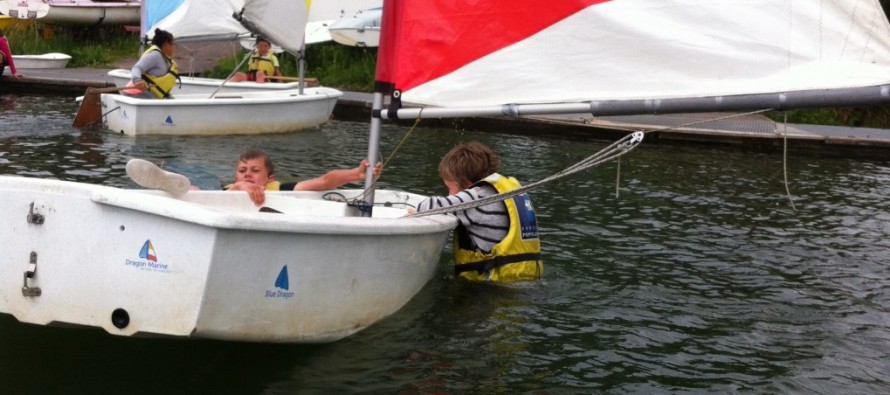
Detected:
left=4, top=23, right=140, bottom=67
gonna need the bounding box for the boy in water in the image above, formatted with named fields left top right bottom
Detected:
left=414, top=142, right=543, bottom=282
left=127, top=148, right=381, bottom=206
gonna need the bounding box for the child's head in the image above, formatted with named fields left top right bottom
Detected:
left=438, top=142, right=500, bottom=193
left=255, top=37, right=271, bottom=54
left=235, top=148, right=275, bottom=185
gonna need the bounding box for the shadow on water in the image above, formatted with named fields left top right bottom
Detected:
left=0, top=314, right=331, bottom=395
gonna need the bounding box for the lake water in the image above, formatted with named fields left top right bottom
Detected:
left=1, top=93, right=889, bottom=394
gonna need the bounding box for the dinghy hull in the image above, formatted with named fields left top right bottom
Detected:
left=0, top=177, right=455, bottom=343
left=99, top=88, right=343, bottom=136
left=0, top=0, right=139, bottom=25
left=14, top=53, right=72, bottom=69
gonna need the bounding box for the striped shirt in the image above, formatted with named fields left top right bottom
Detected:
left=416, top=184, right=509, bottom=253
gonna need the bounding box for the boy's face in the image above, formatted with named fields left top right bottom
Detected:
left=235, top=157, right=274, bottom=185
left=256, top=41, right=271, bottom=55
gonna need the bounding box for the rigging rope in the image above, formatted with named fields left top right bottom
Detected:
left=340, top=108, right=792, bottom=217
left=781, top=112, right=797, bottom=210
left=414, top=131, right=644, bottom=217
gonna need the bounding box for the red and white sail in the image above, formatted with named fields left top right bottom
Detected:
left=376, top=0, right=890, bottom=110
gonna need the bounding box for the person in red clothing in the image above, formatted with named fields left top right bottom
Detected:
left=0, top=29, right=23, bottom=79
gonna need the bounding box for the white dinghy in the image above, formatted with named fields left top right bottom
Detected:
left=100, top=87, right=342, bottom=136
left=304, top=0, right=383, bottom=44
left=14, top=53, right=71, bottom=69
left=93, top=0, right=342, bottom=136
left=0, top=176, right=455, bottom=342
left=0, top=0, right=139, bottom=25
left=328, top=7, right=381, bottom=47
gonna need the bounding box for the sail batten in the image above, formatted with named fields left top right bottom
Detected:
left=376, top=0, right=890, bottom=113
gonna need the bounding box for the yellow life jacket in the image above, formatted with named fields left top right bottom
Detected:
left=248, top=53, right=278, bottom=77
left=453, top=173, right=543, bottom=282
left=140, top=45, right=180, bottom=99
left=223, top=180, right=281, bottom=191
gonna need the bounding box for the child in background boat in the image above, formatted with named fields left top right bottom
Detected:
left=125, top=28, right=178, bottom=99
left=412, top=142, right=543, bottom=283
left=126, top=148, right=381, bottom=206
left=0, top=29, right=23, bottom=79
left=228, top=36, right=282, bottom=83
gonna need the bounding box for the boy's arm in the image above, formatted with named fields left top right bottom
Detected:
left=293, top=160, right=381, bottom=191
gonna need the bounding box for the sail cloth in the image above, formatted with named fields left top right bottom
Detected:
left=376, top=0, right=890, bottom=110
left=141, top=0, right=184, bottom=38
left=236, top=0, right=310, bottom=54
left=143, top=0, right=310, bottom=55
left=144, top=0, right=247, bottom=42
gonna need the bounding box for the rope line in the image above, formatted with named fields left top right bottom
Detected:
left=781, top=112, right=797, bottom=210
left=414, top=131, right=644, bottom=217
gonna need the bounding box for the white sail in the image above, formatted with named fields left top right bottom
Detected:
left=237, top=0, right=309, bottom=54
left=147, top=0, right=247, bottom=42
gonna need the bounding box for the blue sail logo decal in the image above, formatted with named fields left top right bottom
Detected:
left=265, top=265, right=295, bottom=299
left=164, top=115, right=175, bottom=125
left=275, top=265, right=289, bottom=290
left=125, top=239, right=169, bottom=272
left=139, top=240, right=157, bottom=262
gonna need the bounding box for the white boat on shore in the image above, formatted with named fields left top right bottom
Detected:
left=329, top=7, right=381, bottom=47
left=99, top=87, right=342, bottom=136
left=0, top=177, right=455, bottom=343
left=14, top=53, right=71, bottom=69
left=107, top=68, right=305, bottom=95
left=0, top=0, right=139, bottom=25
left=304, top=0, right=382, bottom=44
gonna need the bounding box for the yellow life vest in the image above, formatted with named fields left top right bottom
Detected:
left=140, top=45, right=180, bottom=99
left=453, top=173, right=543, bottom=282
left=248, top=53, right=278, bottom=77
left=224, top=180, right=281, bottom=191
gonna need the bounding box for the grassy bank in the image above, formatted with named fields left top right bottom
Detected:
left=6, top=23, right=890, bottom=128
left=4, top=23, right=139, bottom=67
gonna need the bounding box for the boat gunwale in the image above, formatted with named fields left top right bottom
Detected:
left=102, top=87, right=344, bottom=107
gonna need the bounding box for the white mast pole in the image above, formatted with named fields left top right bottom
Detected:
left=362, top=92, right=385, bottom=216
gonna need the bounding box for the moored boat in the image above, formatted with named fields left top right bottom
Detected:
left=305, top=0, right=382, bottom=44
left=328, top=7, right=381, bottom=47
left=14, top=53, right=71, bottom=69
left=0, top=0, right=139, bottom=25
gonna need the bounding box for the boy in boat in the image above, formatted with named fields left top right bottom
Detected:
left=228, top=36, right=283, bottom=83
left=126, top=148, right=381, bottom=206
left=412, top=142, right=543, bottom=282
